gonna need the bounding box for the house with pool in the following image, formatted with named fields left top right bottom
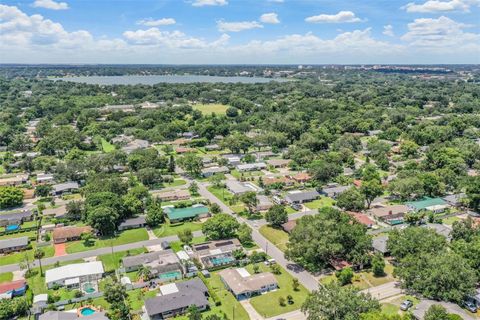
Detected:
left=163, top=204, right=210, bottom=223
left=191, top=238, right=243, bottom=269
left=45, top=261, right=104, bottom=292
left=121, top=249, right=184, bottom=282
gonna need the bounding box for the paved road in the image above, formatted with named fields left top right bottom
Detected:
left=361, top=281, right=402, bottom=301
left=196, top=181, right=320, bottom=292
left=1, top=231, right=203, bottom=273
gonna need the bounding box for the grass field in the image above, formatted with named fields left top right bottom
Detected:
left=247, top=263, right=309, bottom=318
left=0, top=272, right=13, bottom=283
left=0, top=243, right=55, bottom=266
left=98, top=247, right=147, bottom=272
left=163, top=179, right=187, bottom=187
left=66, top=229, right=149, bottom=254
left=192, top=103, right=229, bottom=115
left=153, top=220, right=203, bottom=238
left=207, top=185, right=246, bottom=213
left=231, top=169, right=265, bottom=180
left=304, top=196, right=335, bottom=210
left=169, top=236, right=206, bottom=252
left=259, top=225, right=289, bottom=252
left=101, top=138, right=115, bottom=152
left=442, top=215, right=462, bottom=225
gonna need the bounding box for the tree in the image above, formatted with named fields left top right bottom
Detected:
left=336, top=267, right=354, bottom=286
left=302, top=282, right=380, bottom=320
left=265, top=205, right=288, bottom=227
left=336, top=188, right=366, bottom=211
left=178, top=228, right=193, bottom=245
left=424, top=305, right=450, bottom=320
left=286, top=208, right=371, bottom=271
left=237, top=223, right=252, bottom=245
left=210, top=203, right=221, bottom=214
left=104, top=277, right=130, bottom=320
left=146, top=199, right=164, bottom=227
left=0, top=298, right=29, bottom=320
left=178, top=153, right=203, bottom=177
left=451, top=217, right=479, bottom=242
left=66, top=200, right=84, bottom=221
left=466, top=176, right=480, bottom=212
left=87, top=206, right=118, bottom=236
left=136, top=167, right=162, bottom=187
left=202, top=213, right=240, bottom=240
left=387, top=227, right=446, bottom=261
left=388, top=177, right=424, bottom=201
left=400, top=140, right=419, bottom=159
left=34, top=248, right=45, bottom=276
left=371, top=253, right=385, bottom=277
left=226, top=106, right=239, bottom=117
left=35, top=184, right=52, bottom=197
left=360, top=180, right=383, bottom=208
left=292, top=278, right=300, bottom=291
left=0, top=186, right=24, bottom=209
left=189, top=181, right=199, bottom=196
left=137, top=266, right=152, bottom=281
left=239, top=191, right=258, bottom=214
left=187, top=305, right=202, bottom=320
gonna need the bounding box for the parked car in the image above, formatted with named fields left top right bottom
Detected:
left=400, top=300, right=413, bottom=311
left=291, top=203, right=302, bottom=211
left=463, top=300, right=478, bottom=313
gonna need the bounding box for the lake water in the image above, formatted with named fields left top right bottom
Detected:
left=52, top=75, right=288, bottom=85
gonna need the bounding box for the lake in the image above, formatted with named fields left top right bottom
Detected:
left=52, top=74, right=288, bottom=85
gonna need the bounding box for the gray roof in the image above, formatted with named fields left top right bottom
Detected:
left=0, top=210, right=34, bottom=222
left=118, top=216, right=146, bottom=228
left=225, top=180, right=252, bottom=194
left=285, top=190, right=320, bottom=203
left=442, top=193, right=466, bottom=205
left=321, top=185, right=350, bottom=196
left=122, top=249, right=179, bottom=269
left=424, top=223, right=452, bottom=239
left=201, top=166, right=229, bottom=174
left=372, top=235, right=389, bottom=254
left=38, top=312, right=77, bottom=320
left=0, top=236, right=28, bottom=250
left=53, top=181, right=79, bottom=193
left=144, top=279, right=209, bottom=316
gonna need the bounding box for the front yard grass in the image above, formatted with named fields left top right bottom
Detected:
left=162, top=179, right=187, bottom=187
left=153, top=220, right=203, bottom=238
left=230, top=169, right=264, bottom=180
left=246, top=263, right=309, bottom=318
left=192, top=103, right=229, bottom=115
left=259, top=225, right=289, bottom=252
left=98, top=247, right=147, bottom=272
left=0, top=242, right=54, bottom=266
left=66, top=228, right=149, bottom=254
left=0, top=272, right=13, bottom=283
left=100, top=138, right=115, bottom=152
left=207, top=185, right=246, bottom=213
left=442, top=215, right=462, bottom=225
left=304, top=196, right=335, bottom=210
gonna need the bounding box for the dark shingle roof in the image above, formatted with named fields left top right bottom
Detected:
left=0, top=236, right=28, bottom=250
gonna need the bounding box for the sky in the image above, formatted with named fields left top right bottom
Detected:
left=0, top=0, right=479, bottom=64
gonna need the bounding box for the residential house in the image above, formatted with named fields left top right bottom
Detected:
left=236, top=162, right=267, bottom=172
left=225, top=180, right=254, bottom=195
left=369, top=204, right=409, bottom=225
left=256, top=195, right=273, bottom=212
left=122, top=249, right=183, bottom=281
left=155, top=189, right=190, bottom=202
left=0, top=280, right=27, bottom=299
left=144, top=279, right=209, bottom=320
left=0, top=174, right=28, bottom=186
left=442, top=193, right=466, bottom=207
left=36, top=173, right=55, bottom=184
left=222, top=154, right=243, bottom=166
left=290, top=172, right=312, bottom=183
left=284, top=190, right=320, bottom=204
left=121, top=139, right=149, bottom=154
left=192, top=238, right=243, bottom=269
left=45, top=261, right=104, bottom=289
left=52, top=226, right=92, bottom=244
left=262, top=176, right=294, bottom=187
left=42, top=205, right=67, bottom=219
left=266, top=159, right=291, bottom=168
left=372, top=235, right=389, bottom=256
left=175, top=147, right=195, bottom=154
left=219, top=268, right=278, bottom=300
left=163, top=205, right=210, bottom=223
left=39, top=311, right=109, bottom=320
left=424, top=223, right=452, bottom=240
left=118, top=216, right=147, bottom=231
left=201, top=166, right=229, bottom=177
left=321, top=185, right=349, bottom=199
left=205, top=144, right=220, bottom=151
left=51, top=182, right=79, bottom=196
left=0, top=237, right=29, bottom=254
left=0, top=210, right=35, bottom=227
left=406, top=197, right=450, bottom=213
left=347, top=212, right=375, bottom=228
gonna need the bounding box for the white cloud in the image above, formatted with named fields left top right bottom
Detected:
left=383, top=25, right=394, bottom=36
left=267, top=0, right=284, bottom=2
left=260, top=13, right=280, bottom=24
left=217, top=20, right=263, bottom=32
left=192, top=0, right=227, bottom=7
left=32, top=0, right=69, bottom=10
left=137, top=18, right=176, bottom=26
left=402, top=0, right=478, bottom=12
left=305, top=11, right=363, bottom=23
left=401, top=16, right=480, bottom=51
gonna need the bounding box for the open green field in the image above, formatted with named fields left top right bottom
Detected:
left=246, top=263, right=309, bottom=318
left=0, top=243, right=54, bottom=266
left=259, top=225, right=289, bottom=252
left=162, top=179, right=187, bottom=187
left=66, top=228, right=149, bottom=254
left=100, top=138, right=115, bottom=152
left=304, top=196, right=335, bottom=210
left=192, top=103, right=229, bottom=115
left=98, top=247, right=147, bottom=272
left=0, top=272, right=13, bottom=283
left=153, top=220, right=203, bottom=238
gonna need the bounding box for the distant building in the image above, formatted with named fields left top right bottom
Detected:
left=122, top=139, right=149, bottom=154
left=52, top=226, right=92, bottom=244
left=266, top=159, right=291, bottom=168
left=118, top=216, right=147, bottom=231
left=219, top=268, right=278, bottom=300
left=236, top=162, right=267, bottom=172
left=442, top=193, right=466, bottom=207
left=347, top=211, right=374, bottom=228
left=372, top=235, right=389, bottom=255
left=36, top=173, right=55, bottom=184
left=225, top=180, right=255, bottom=195
left=256, top=195, right=273, bottom=212
left=321, top=185, right=349, bottom=199
left=284, top=190, right=320, bottom=204
left=144, top=279, right=209, bottom=319
left=0, top=280, right=27, bottom=299
left=0, top=237, right=29, bottom=254
left=369, top=204, right=409, bottom=225
left=281, top=220, right=297, bottom=233
left=0, top=174, right=28, bottom=186
left=201, top=166, right=229, bottom=177
left=290, top=172, right=312, bottom=183
left=42, top=206, right=67, bottom=219
left=51, top=181, right=79, bottom=196
left=406, top=197, right=449, bottom=213
left=155, top=189, right=190, bottom=201
left=0, top=210, right=35, bottom=227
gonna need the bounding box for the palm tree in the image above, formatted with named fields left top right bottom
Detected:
left=34, top=248, right=45, bottom=276
left=136, top=266, right=152, bottom=282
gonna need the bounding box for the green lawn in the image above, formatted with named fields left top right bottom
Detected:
left=259, top=225, right=289, bottom=252
left=286, top=206, right=298, bottom=214
left=0, top=230, right=37, bottom=240
left=0, top=165, right=4, bottom=174
left=0, top=243, right=54, bottom=266
left=98, top=247, right=147, bottom=272
left=192, top=103, right=229, bottom=115
left=169, top=236, right=206, bottom=252
left=442, top=216, right=462, bottom=225
left=246, top=263, right=309, bottom=318
left=66, top=229, right=149, bottom=254
left=231, top=169, right=265, bottom=180
left=304, top=196, right=335, bottom=210
left=163, top=179, right=187, bottom=187
left=101, top=138, right=115, bottom=152
left=153, top=220, right=203, bottom=238
left=207, top=186, right=246, bottom=213
left=0, top=272, right=13, bottom=283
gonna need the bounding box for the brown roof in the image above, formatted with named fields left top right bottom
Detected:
left=291, top=172, right=311, bottom=182
left=281, top=220, right=297, bottom=233
left=262, top=176, right=293, bottom=186
left=369, top=205, right=409, bottom=218
left=266, top=159, right=291, bottom=167
left=53, top=226, right=92, bottom=241
left=218, top=268, right=277, bottom=296
left=156, top=189, right=190, bottom=200
left=347, top=212, right=374, bottom=226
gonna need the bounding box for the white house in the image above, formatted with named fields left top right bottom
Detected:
left=45, top=261, right=104, bottom=289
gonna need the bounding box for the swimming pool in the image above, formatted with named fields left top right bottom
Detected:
left=6, top=225, right=19, bottom=231
left=80, top=307, right=95, bottom=316
left=159, top=271, right=181, bottom=280
left=210, top=256, right=235, bottom=266
left=82, top=282, right=96, bottom=294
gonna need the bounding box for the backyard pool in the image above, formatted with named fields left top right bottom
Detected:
left=210, top=256, right=235, bottom=266
left=79, top=307, right=96, bottom=316
left=6, top=224, right=19, bottom=231
left=159, top=271, right=182, bottom=280
left=82, top=282, right=96, bottom=294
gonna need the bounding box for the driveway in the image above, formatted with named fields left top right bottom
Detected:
left=54, top=243, right=67, bottom=257
left=240, top=300, right=264, bottom=320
